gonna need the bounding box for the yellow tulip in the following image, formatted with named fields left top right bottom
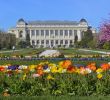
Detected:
left=96, top=68, right=103, bottom=74
left=97, top=74, right=103, bottom=79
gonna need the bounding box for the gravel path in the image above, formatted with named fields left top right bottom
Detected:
left=78, top=49, right=110, bottom=54
left=0, top=50, right=22, bottom=53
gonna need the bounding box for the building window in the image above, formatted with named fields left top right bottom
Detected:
left=65, top=40, right=68, bottom=44
left=32, top=40, right=35, bottom=45
left=70, top=40, right=73, bottom=44
left=50, top=30, right=54, bottom=35
left=55, top=30, right=58, bottom=36
left=46, top=40, right=49, bottom=44
left=60, top=30, right=63, bottom=36
left=36, top=40, right=39, bottom=44
left=36, top=30, right=39, bottom=36
left=41, top=40, right=44, bottom=44
left=60, top=40, right=63, bottom=44
left=74, top=30, right=77, bottom=36
left=41, top=30, right=44, bottom=36
left=51, top=40, right=54, bottom=44
left=69, top=30, right=72, bottom=36
left=55, top=40, right=58, bottom=44
left=50, top=30, right=54, bottom=38
left=46, top=30, right=49, bottom=36
left=64, top=30, right=68, bottom=36
left=31, top=30, right=35, bottom=36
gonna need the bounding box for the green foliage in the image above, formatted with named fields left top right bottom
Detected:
left=18, top=41, right=27, bottom=48
left=103, top=41, right=110, bottom=50
left=78, top=27, right=94, bottom=48
left=26, top=33, right=30, bottom=47
left=0, top=72, right=110, bottom=96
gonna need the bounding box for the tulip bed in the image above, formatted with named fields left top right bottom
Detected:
left=0, top=60, right=110, bottom=97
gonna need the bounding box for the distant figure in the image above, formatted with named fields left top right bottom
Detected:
left=12, top=46, right=15, bottom=52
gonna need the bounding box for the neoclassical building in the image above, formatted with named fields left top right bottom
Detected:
left=8, top=18, right=96, bottom=48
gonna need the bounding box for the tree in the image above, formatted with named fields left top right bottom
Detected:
left=26, top=33, right=30, bottom=47
left=74, top=35, right=78, bottom=47
left=103, top=41, right=110, bottom=50
left=99, top=20, right=110, bottom=42
left=98, top=19, right=110, bottom=49
left=18, top=41, right=27, bottom=48
left=77, top=27, right=94, bottom=48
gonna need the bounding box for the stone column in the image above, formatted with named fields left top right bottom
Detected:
left=35, top=30, right=37, bottom=46
left=30, top=30, right=32, bottom=45
left=77, top=30, right=82, bottom=41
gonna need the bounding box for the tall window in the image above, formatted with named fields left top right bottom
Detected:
left=65, top=40, right=68, bottom=44
left=31, top=30, right=35, bottom=36
left=64, top=30, right=68, bottom=36
left=46, top=30, right=49, bottom=36
left=50, top=30, right=54, bottom=38
left=41, top=30, right=44, bottom=36
left=74, top=30, right=77, bottom=36
left=36, top=40, right=39, bottom=44
left=69, top=30, right=72, bottom=36
left=36, top=30, right=39, bottom=36
left=41, top=40, right=44, bottom=44
left=55, top=30, right=58, bottom=36
left=46, top=40, right=49, bottom=44
left=70, top=40, right=73, bottom=44
left=60, top=30, right=63, bottom=36
left=55, top=40, right=58, bottom=44
left=32, top=40, right=35, bottom=45
left=60, top=40, right=63, bottom=44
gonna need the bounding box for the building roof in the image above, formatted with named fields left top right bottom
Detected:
left=27, top=20, right=79, bottom=25
left=80, top=18, right=87, bottom=23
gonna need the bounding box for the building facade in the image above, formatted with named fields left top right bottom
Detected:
left=8, top=18, right=96, bottom=48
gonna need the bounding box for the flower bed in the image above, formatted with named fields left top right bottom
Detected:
left=0, top=60, right=110, bottom=96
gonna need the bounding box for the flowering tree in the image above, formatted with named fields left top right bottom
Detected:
left=98, top=19, right=110, bottom=49
left=99, top=20, right=110, bottom=42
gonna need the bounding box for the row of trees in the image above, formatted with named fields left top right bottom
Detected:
left=0, top=30, right=16, bottom=50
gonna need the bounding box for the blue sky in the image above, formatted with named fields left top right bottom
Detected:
left=0, top=0, right=110, bottom=31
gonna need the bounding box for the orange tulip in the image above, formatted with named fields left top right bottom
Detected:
left=62, top=60, right=72, bottom=69
left=101, top=63, right=110, bottom=71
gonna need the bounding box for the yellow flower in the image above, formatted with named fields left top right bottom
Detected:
left=96, top=68, right=103, bottom=74
left=57, top=67, right=63, bottom=73
left=75, top=68, right=80, bottom=74
left=59, top=61, right=63, bottom=66
left=97, top=74, right=103, bottom=79
left=51, top=67, right=57, bottom=73
left=47, top=74, right=54, bottom=80
left=28, top=65, right=36, bottom=72
left=23, top=74, right=27, bottom=80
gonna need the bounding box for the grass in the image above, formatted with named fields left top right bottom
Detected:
left=0, top=60, right=108, bottom=65
left=0, top=48, right=102, bottom=57
left=0, top=96, right=110, bottom=100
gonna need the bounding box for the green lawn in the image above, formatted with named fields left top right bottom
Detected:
left=0, top=48, right=102, bottom=58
